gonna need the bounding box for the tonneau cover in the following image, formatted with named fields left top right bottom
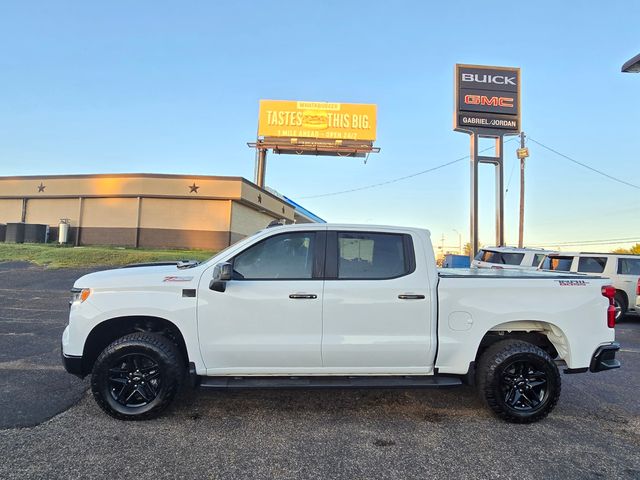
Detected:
left=438, top=268, right=605, bottom=280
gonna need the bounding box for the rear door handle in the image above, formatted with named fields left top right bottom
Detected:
left=289, top=294, right=318, bottom=299
left=398, top=294, right=426, bottom=300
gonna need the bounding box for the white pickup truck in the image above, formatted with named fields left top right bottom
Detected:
left=62, top=223, right=620, bottom=423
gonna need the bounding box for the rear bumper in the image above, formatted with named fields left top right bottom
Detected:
left=589, top=342, right=621, bottom=373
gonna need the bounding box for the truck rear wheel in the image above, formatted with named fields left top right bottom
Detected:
left=476, top=339, right=561, bottom=423
left=614, top=292, right=627, bottom=321
left=91, top=332, right=184, bottom=420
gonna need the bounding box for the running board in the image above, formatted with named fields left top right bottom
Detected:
left=198, top=375, right=462, bottom=390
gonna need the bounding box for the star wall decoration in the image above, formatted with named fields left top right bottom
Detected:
left=257, top=194, right=262, bottom=203
left=37, top=182, right=46, bottom=192
left=188, top=183, right=199, bottom=193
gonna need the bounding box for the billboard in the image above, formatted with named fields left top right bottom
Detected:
left=258, top=100, right=377, bottom=141
left=454, top=64, right=520, bottom=133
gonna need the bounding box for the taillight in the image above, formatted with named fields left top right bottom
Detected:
left=601, top=285, right=616, bottom=328
left=636, top=278, right=640, bottom=296
left=601, top=285, right=616, bottom=299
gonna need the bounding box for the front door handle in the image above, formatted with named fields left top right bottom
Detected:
left=289, top=294, right=318, bottom=299
left=398, top=294, right=426, bottom=300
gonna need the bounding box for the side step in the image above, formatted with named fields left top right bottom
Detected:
left=199, top=375, right=462, bottom=390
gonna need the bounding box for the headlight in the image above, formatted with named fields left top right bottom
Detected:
left=70, top=288, right=91, bottom=305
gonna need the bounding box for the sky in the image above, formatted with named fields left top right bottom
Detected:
left=1, top=1, right=639, bottom=252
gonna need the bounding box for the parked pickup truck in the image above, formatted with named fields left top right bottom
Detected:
left=62, top=224, right=621, bottom=423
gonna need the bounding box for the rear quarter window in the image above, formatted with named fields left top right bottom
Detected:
left=618, top=258, right=640, bottom=275
left=577, top=256, right=607, bottom=274
left=500, top=253, right=525, bottom=265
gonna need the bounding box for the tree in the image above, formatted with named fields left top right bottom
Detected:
left=612, top=243, right=640, bottom=255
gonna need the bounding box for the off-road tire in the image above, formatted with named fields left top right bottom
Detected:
left=476, top=339, right=561, bottom=423
left=91, top=332, right=185, bottom=420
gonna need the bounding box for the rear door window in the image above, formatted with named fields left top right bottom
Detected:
left=540, top=256, right=573, bottom=271
left=477, top=250, right=524, bottom=265
left=337, top=232, right=411, bottom=279
left=577, top=257, right=607, bottom=274
left=618, top=258, right=640, bottom=275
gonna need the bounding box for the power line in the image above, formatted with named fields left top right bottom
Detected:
left=298, top=138, right=517, bottom=199
left=296, top=135, right=639, bottom=199
left=527, top=137, right=640, bottom=191
left=527, top=237, right=640, bottom=247
left=532, top=236, right=640, bottom=245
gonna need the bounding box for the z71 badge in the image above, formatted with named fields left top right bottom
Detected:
left=163, top=276, right=193, bottom=282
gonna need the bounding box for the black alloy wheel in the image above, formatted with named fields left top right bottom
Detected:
left=501, top=360, right=548, bottom=411
left=108, top=353, right=162, bottom=408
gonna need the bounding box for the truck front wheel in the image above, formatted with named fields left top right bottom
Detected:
left=91, top=332, right=185, bottom=420
left=476, top=339, right=561, bottom=423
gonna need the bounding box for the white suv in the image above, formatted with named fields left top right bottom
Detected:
left=472, top=247, right=550, bottom=270
left=539, top=252, right=640, bottom=320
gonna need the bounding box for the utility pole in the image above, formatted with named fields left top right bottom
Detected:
left=517, top=132, right=529, bottom=248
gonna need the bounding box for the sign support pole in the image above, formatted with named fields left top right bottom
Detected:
left=469, top=133, right=505, bottom=258
left=469, top=133, right=480, bottom=257
left=494, top=135, right=504, bottom=247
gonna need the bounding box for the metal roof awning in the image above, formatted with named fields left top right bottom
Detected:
left=622, top=53, right=640, bottom=72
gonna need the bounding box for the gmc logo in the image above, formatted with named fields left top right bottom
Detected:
left=464, top=95, right=514, bottom=108
left=461, top=73, right=516, bottom=86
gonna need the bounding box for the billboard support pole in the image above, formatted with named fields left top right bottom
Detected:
left=255, top=145, right=267, bottom=188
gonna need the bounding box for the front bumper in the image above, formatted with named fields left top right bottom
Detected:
left=589, top=342, right=621, bottom=373
left=61, top=343, right=85, bottom=378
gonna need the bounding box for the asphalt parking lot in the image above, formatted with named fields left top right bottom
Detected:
left=1, top=262, right=639, bottom=479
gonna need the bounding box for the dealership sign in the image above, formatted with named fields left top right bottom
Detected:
left=258, top=100, right=377, bottom=141
left=454, top=64, right=520, bottom=133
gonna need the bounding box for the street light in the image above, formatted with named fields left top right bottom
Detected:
left=622, top=53, right=640, bottom=73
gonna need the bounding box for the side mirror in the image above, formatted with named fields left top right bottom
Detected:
left=210, top=262, right=233, bottom=292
